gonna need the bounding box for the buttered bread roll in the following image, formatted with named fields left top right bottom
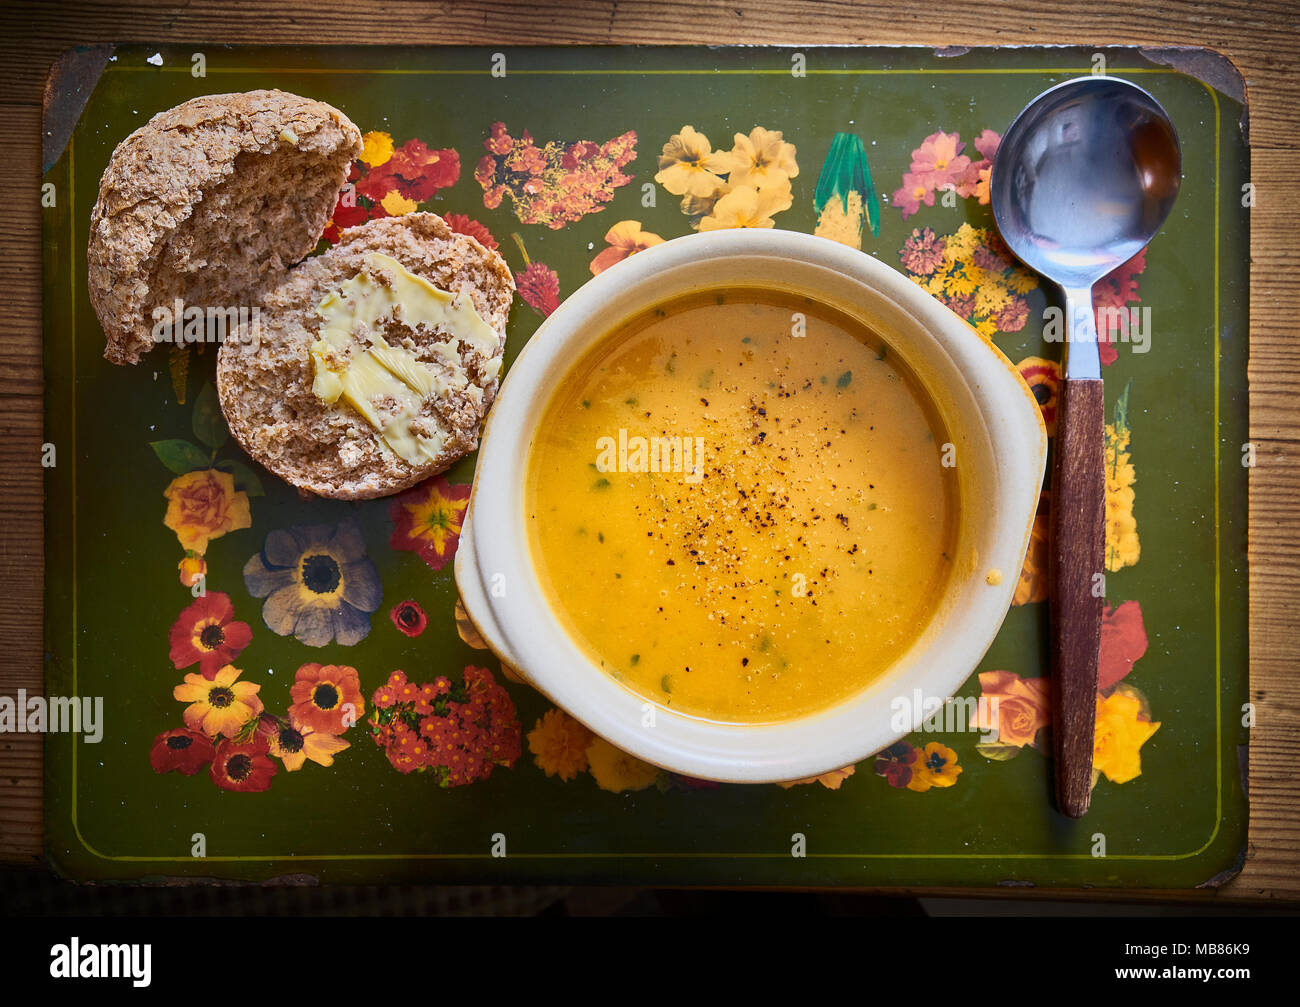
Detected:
left=216, top=213, right=514, bottom=499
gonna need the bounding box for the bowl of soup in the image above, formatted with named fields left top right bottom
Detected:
left=455, top=228, right=1046, bottom=783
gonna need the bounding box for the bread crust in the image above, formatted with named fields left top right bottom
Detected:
left=88, top=89, right=362, bottom=365
left=216, top=213, right=515, bottom=500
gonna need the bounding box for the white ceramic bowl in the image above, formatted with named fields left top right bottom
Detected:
left=455, top=228, right=1046, bottom=783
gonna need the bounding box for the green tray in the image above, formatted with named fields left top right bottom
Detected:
left=40, top=44, right=1249, bottom=886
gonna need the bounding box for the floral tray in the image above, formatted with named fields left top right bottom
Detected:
left=41, top=44, right=1249, bottom=886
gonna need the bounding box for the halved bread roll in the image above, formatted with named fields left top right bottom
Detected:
left=216, top=213, right=515, bottom=500
left=88, top=89, right=362, bottom=364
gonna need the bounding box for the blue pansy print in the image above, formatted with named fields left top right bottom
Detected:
left=243, top=521, right=382, bottom=647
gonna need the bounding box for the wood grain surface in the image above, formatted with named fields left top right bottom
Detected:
left=1, top=0, right=1296, bottom=901
left=1051, top=378, right=1107, bottom=820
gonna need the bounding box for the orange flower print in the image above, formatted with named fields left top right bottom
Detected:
left=527, top=708, right=594, bottom=782
left=257, top=714, right=350, bottom=772
left=389, top=476, right=471, bottom=571
left=1017, top=356, right=1060, bottom=436
left=590, top=220, right=665, bottom=275
left=163, top=468, right=251, bottom=553
left=178, top=553, right=206, bottom=588
left=906, top=742, right=963, bottom=791
left=289, top=663, right=365, bottom=736
left=1012, top=492, right=1050, bottom=606
left=969, top=670, right=1050, bottom=748
left=776, top=764, right=857, bottom=790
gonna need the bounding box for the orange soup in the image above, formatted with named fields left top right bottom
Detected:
left=525, top=289, right=958, bottom=723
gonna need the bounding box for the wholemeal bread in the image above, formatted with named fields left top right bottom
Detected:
left=88, top=89, right=362, bottom=365
left=216, top=213, right=515, bottom=500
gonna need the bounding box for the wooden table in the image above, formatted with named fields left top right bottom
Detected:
left=2, top=0, right=1296, bottom=902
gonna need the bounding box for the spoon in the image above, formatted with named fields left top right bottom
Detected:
left=990, top=76, right=1180, bottom=818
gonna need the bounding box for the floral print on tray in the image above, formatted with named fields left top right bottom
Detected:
left=244, top=521, right=382, bottom=647
left=474, top=122, right=637, bottom=228
left=138, top=111, right=1168, bottom=805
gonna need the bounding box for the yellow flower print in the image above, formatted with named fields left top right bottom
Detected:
left=944, top=270, right=977, bottom=298
left=906, top=742, right=963, bottom=791
left=389, top=476, right=470, bottom=571
left=974, top=281, right=1011, bottom=317
left=680, top=184, right=729, bottom=223
left=173, top=664, right=263, bottom=738
left=1006, top=268, right=1040, bottom=295
left=654, top=125, right=734, bottom=198
left=359, top=130, right=394, bottom=167
left=725, top=126, right=799, bottom=191
left=586, top=737, right=660, bottom=793
left=1093, top=687, right=1160, bottom=784
left=815, top=189, right=864, bottom=247
left=1105, top=382, right=1140, bottom=571
left=944, top=222, right=980, bottom=260
left=380, top=190, right=418, bottom=216
left=699, top=183, right=793, bottom=230
left=163, top=468, right=251, bottom=555
left=527, top=708, right=594, bottom=782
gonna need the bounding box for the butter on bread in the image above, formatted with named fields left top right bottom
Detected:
left=88, top=89, right=362, bottom=365
left=215, top=213, right=515, bottom=501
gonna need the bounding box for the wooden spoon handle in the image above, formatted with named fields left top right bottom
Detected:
left=1051, top=376, right=1106, bottom=818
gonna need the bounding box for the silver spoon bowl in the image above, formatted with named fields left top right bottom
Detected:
left=992, top=75, right=1181, bottom=297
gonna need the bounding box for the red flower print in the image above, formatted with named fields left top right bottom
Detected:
left=388, top=476, right=471, bottom=571
left=367, top=665, right=520, bottom=785
left=515, top=262, right=560, bottom=317
left=356, top=139, right=460, bottom=204
left=390, top=599, right=428, bottom=638
left=149, top=728, right=216, bottom=776
left=485, top=122, right=513, bottom=156
left=1093, top=248, right=1148, bottom=367
left=1098, top=600, right=1148, bottom=692
left=873, top=741, right=919, bottom=788
left=475, top=122, right=637, bottom=228
left=168, top=592, right=253, bottom=680
left=562, top=140, right=600, bottom=170
left=209, top=736, right=277, bottom=793
left=442, top=213, right=499, bottom=251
